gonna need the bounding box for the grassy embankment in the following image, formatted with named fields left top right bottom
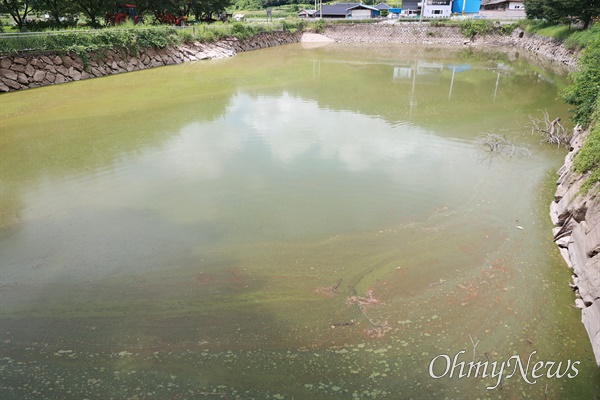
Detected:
left=524, top=22, right=600, bottom=193
left=0, top=20, right=307, bottom=56
left=564, top=31, right=600, bottom=193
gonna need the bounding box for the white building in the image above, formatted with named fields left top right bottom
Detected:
left=421, top=0, right=453, bottom=18
left=346, top=4, right=380, bottom=19
left=482, top=0, right=525, bottom=10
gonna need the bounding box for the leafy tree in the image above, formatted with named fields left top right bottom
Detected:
left=37, top=0, right=80, bottom=27
left=138, top=0, right=190, bottom=20
left=525, top=0, right=600, bottom=28
left=167, top=0, right=192, bottom=17
left=233, top=0, right=263, bottom=10
left=190, top=0, right=231, bottom=20
left=0, top=0, right=34, bottom=29
left=73, top=0, right=114, bottom=27
left=576, top=0, right=600, bottom=28
left=136, top=0, right=231, bottom=21
left=524, top=0, right=545, bottom=19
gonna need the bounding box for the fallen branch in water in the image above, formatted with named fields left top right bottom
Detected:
left=529, top=110, right=571, bottom=148
left=475, top=133, right=532, bottom=158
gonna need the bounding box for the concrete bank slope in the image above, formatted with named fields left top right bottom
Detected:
left=0, top=30, right=301, bottom=92
left=551, top=128, right=600, bottom=367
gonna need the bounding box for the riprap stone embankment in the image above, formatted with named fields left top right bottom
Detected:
left=0, top=31, right=301, bottom=92
left=551, top=129, right=600, bottom=367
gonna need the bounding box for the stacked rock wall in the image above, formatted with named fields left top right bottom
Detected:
left=1, top=26, right=578, bottom=92
left=0, top=31, right=300, bottom=92
left=322, top=25, right=578, bottom=68
left=322, top=24, right=468, bottom=44
left=551, top=129, right=600, bottom=367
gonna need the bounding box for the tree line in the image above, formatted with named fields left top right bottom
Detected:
left=524, top=0, right=600, bottom=29
left=1, top=0, right=234, bottom=29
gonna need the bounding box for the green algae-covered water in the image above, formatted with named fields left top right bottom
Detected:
left=1, top=43, right=599, bottom=399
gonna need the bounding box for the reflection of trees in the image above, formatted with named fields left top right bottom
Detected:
left=0, top=45, right=569, bottom=228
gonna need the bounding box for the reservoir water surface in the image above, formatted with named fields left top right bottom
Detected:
left=1, top=43, right=599, bottom=399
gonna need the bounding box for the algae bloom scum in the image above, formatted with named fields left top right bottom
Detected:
left=0, top=43, right=599, bottom=398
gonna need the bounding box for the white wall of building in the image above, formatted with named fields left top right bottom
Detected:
left=423, top=6, right=452, bottom=17
left=508, top=1, right=524, bottom=10
left=423, top=0, right=452, bottom=18
left=350, top=9, right=372, bottom=19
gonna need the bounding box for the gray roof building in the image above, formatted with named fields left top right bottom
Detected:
left=317, top=3, right=360, bottom=18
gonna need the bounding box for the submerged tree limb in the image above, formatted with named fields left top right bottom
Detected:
left=529, top=110, right=571, bottom=148
left=475, top=133, right=532, bottom=159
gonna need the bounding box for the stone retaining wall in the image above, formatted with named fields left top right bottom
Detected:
left=551, top=129, right=600, bottom=367
left=323, top=24, right=469, bottom=45
left=503, top=29, right=579, bottom=68
left=0, top=26, right=578, bottom=92
left=322, top=24, right=578, bottom=68
left=0, top=30, right=301, bottom=92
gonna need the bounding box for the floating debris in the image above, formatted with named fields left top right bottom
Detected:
left=346, top=290, right=380, bottom=306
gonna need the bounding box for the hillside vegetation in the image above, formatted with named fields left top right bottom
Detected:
left=562, top=27, right=600, bottom=193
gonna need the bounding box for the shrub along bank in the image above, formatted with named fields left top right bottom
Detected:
left=0, top=21, right=306, bottom=56
left=561, top=26, right=600, bottom=193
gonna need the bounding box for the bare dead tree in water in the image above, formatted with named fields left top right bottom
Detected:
left=475, top=133, right=532, bottom=159
left=529, top=110, right=571, bottom=147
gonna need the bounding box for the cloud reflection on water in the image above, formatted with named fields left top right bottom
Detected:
left=162, top=91, right=422, bottom=180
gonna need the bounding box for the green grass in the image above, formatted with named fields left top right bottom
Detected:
left=0, top=24, right=182, bottom=56
left=562, top=36, right=600, bottom=126
left=0, top=21, right=306, bottom=55
left=519, top=20, right=600, bottom=51
left=565, top=32, right=600, bottom=194
left=522, top=21, right=574, bottom=40
left=572, top=101, right=600, bottom=194
left=520, top=21, right=600, bottom=193
left=564, top=24, right=600, bottom=50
